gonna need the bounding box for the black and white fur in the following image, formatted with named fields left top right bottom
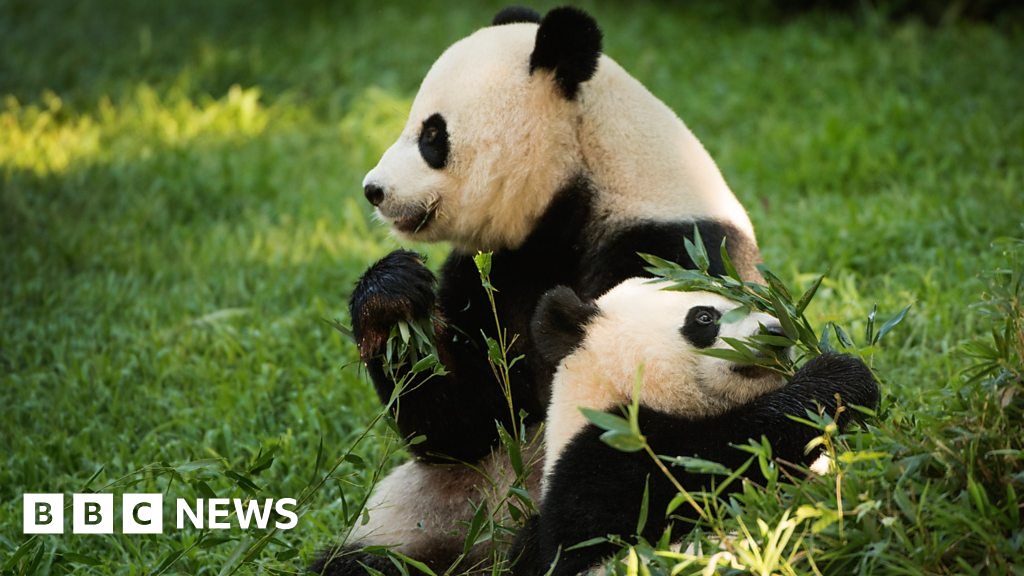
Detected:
left=316, top=5, right=764, bottom=574
left=512, top=280, right=880, bottom=576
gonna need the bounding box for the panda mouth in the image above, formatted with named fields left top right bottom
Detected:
left=388, top=201, right=439, bottom=234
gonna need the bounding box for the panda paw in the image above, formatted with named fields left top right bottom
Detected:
left=350, top=249, right=436, bottom=359
left=795, top=352, right=880, bottom=414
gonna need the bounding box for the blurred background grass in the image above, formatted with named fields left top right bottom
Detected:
left=1, top=0, right=1022, bottom=574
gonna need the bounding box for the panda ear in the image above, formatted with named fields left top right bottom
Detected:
left=492, top=6, right=541, bottom=26
left=529, top=6, right=603, bottom=100
left=531, top=286, right=600, bottom=367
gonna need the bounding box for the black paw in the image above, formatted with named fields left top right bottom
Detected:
left=350, top=250, right=436, bottom=358
left=797, top=352, right=880, bottom=414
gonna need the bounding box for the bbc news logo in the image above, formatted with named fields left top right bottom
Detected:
left=23, top=494, right=298, bottom=534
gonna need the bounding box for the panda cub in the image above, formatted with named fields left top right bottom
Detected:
left=515, top=279, right=880, bottom=576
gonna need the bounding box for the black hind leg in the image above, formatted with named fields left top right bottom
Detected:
left=309, top=545, right=402, bottom=576
left=509, top=515, right=541, bottom=576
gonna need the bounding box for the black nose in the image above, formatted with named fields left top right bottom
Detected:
left=759, top=323, right=790, bottom=354
left=364, top=184, right=385, bottom=207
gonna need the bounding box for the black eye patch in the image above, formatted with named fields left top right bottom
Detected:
left=418, top=113, right=450, bottom=169
left=681, top=306, right=721, bottom=349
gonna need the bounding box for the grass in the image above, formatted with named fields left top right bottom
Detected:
left=1, top=0, right=1022, bottom=574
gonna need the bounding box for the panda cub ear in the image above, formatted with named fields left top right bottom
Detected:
left=492, top=6, right=541, bottom=26
left=531, top=286, right=600, bottom=367
left=529, top=6, right=603, bottom=100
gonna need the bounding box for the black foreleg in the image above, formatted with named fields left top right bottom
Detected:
left=350, top=249, right=529, bottom=462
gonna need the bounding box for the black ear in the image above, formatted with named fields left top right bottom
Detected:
left=529, top=6, right=603, bottom=100
left=531, top=286, right=600, bottom=366
left=492, top=6, right=541, bottom=26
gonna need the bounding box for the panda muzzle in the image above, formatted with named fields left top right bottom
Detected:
left=386, top=200, right=440, bottom=234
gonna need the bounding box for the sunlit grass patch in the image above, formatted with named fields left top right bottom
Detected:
left=0, top=85, right=274, bottom=176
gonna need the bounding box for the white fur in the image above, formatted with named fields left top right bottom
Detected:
left=543, top=279, right=786, bottom=482
left=810, top=453, right=833, bottom=475
left=577, top=57, right=754, bottom=238
left=346, top=426, right=544, bottom=564
left=363, top=23, right=756, bottom=260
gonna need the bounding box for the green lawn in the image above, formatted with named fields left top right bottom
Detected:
left=2, top=1, right=1022, bottom=574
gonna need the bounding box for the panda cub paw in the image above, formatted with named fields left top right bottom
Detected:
left=793, top=352, right=880, bottom=416
left=350, top=249, right=436, bottom=359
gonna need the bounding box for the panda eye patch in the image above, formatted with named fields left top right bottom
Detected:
left=419, top=113, right=450, bottom=169
left=681, top=306, right=721, bottom=349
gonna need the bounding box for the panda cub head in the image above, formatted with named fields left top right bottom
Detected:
left=532, top=278, right=791, bottom=477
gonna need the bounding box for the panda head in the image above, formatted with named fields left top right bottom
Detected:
left=532, top=278, right=791, bottom=418
left=361, top=6, right=602, bottom=251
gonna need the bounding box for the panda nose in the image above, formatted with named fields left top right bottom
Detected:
left=761, top=323, right=786, bottom=339
left=759, top=323, right=790, bottom=353
left=364, top=183, right=385, bottom=207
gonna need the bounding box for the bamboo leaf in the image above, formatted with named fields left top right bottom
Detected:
left=660, top=455, right=731, bottom=475
left=720, top=237, right=741, bottom=280
left=497, top=424, right=523, bottom=477
left=224, top=470, right=261, bottom=494
left=748, top=334, right=796, bottom=348
left=175, top=458, right=222, bottom=474
left=865, top=304, right=878, bottom=345
left=720, top=305, right=751, bottom=324
left=565, top=537, right=608, bottom=551
left=833, top=324, right=854, bottom=348
left=636, top=476, right=650, bottom=535
left=580, top=408, right=632, bottom=435
left=248, top=449, right=275, bottom=475
left=388, top=551, right=439, bottom=576
left=875, top=304, right=912, bottom=344
left=684, top=225, right=710, bottom=273
left=473, top=251, right=492, bottom=289
left=638, top=252, right=681, bottom=270
left=410, top=354, right=438, bottom=374
left=698, top=347, right=757, bottom=364
left=462, top=503, right=489, bottom=555
left=819, top=322, right=834, bottom=352
left=599, top=430, right=646, bottom=452
left=312, top=436, right=324, bottom=483
left=760, top=268, right=793, bottom=301
left=192, top=479, right=216, bottom=499
left=720, top=336, right=757, bottom=356
left=796, top=273, right=825, bottom=315
left=769, top=290, right=799, bottom=340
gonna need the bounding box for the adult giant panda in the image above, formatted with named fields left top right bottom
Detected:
left=316, top=5, right=762, bottom=574
left=512, top=279, right=880, bottom=576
